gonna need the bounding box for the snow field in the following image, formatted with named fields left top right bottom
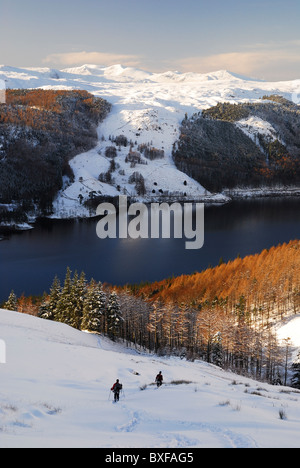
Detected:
left=1, top=309, right=300, bottom=448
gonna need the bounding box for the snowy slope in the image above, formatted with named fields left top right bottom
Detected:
left=235, top=116, right=282, bottom=144
left=1, top=65, right=300, bottom=217
left=1, top=308, right=300, bottom=448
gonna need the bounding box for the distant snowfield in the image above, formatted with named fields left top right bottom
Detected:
left=235, top=116, right=282, bottom=144
left=1, top=64, right=300, bottom=218
left=1, top=308, right=300, bottom=449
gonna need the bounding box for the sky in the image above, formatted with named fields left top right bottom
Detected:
left=1, top=0, right=300, bottom=81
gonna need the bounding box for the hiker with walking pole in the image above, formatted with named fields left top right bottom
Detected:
left=111, top=379, right=123, bottom=403
left=156, top=371, right=163, bottom=388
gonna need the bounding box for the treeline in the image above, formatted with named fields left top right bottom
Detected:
left=173, top=96, right=300, bottom=192
left=136, top=241, right=300, bottom=310
left=0, top=90, right=111, bottom=214
left=4, top=268, right=123, bottom=340
left=131, top=241, right=299, bottom=384
left=4, top=241, right=300, bottom=385
left=173, top=117, right=266, bottom=192
left=128, top=240, right=299, bottom=384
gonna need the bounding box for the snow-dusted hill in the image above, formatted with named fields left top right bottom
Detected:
left=1, top=308, right=300, bottom=448
left=1, top=65, right=300, bottom=217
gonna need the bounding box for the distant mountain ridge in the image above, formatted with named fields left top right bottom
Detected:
left=0, top=64, right=264, bottom=86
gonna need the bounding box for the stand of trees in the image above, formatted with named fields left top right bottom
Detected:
left=173, top=96, right=300, bottom=192
left=4, top=241, right=299, bottom=386
left=37, top=268, right=122, bottom=341
left=0, top=90, right=111, bottom=215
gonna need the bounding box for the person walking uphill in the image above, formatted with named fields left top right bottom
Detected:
left=111, top=379, right=123, bottom=402
left=156, top=371, right=163, bottom=388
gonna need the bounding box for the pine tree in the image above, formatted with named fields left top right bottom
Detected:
left=69, top=271, right=87, bottom=329
left=4, top=290, right=18, bottom=311
left=148, top=300, right=164, bottom=353
left=39, top=276, right=61, bottom=320
left=49, top=276, right=62, bottom=320
left=291, top=351, right=300, bottom=389
left=212, top=331, right=223, bottom=367
left=39, top=293, right=51, bottom=320
left=106, top=291, right=123, bottom=340
left=55, top=267, right=73, bottom=325
left=81, top=281, right=106, bottom=333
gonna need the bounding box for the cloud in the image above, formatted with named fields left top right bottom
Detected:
left=43, top=51, right=141, bottom=68
left=174, top=44, right=300, bottom=81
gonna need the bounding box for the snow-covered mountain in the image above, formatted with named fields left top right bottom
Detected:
left=1, top=65, right=300, bottom=218
left=0, top=64, right=263, bottom=86
left=0, top=308, right=300, bottom=448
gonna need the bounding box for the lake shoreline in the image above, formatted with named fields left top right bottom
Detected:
left=1, top=187, right=300, bottom=236
left=1, top=196, right=299, bottom=303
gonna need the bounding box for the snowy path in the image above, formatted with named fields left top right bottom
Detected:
left=112, top=401, right=259, bottom=448
left=1, top=309, right=300, bottom=448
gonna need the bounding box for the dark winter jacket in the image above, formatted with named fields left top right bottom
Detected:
left=111, top=382, right=123, bottom=393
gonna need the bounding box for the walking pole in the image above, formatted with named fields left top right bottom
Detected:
left=108, top=390, right=112, bottom=401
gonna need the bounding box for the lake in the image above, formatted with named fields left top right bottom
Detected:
left=0, top=197, right=299, bottom=303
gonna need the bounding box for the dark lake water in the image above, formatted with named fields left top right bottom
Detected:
left=0, top=198, right=299, bottom=303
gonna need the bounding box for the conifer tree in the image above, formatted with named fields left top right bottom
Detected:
left=291, top=352, right=300, bottom=389
left=39, top=276, right=61, bottom=320
left=106, top=291, right=123, bottom=340
left=39, top=296, right=51, bottom=320
left=212, top=331, right=223, bottom=367
left=55, top=267, right=73, bottom=325
left=81, top=280, right=106, bottom=333
left=49, top=276, right=62, bottom=320
left=4, top=290, right=18, bottom=311
left=69, top=271, right=87, bottom=329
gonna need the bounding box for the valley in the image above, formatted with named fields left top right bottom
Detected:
left=1, top=65, right=300, bottom=226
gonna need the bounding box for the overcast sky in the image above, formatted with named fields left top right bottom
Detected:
left=1, top=0, right=300, bottom=80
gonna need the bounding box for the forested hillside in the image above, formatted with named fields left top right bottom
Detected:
left=0, top=90, right=111, bottom=218
left=173, top=96, right=300, bottom=192
left=134, top=240, right=299, bottom=309
left=129, top=240, right=300, bottom=383
left=4, top=241, right=300, bottom=385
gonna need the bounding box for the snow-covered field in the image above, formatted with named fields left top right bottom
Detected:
left=1, top=64, right=300, bottom=218
left=1, top=308, right=300, bottom=449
